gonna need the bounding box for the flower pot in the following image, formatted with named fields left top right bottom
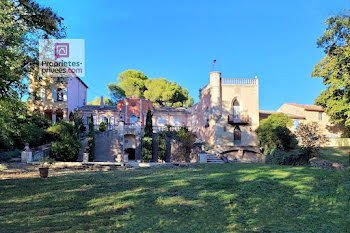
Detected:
left=39, top=167, right=49, bottom=178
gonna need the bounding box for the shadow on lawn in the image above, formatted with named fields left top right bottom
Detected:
left=1, top=164, right=350, bottom=232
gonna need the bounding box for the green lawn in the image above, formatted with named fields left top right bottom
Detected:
left=1, top=164, right=350, bottom=232
left=318, top=147, right=350, bottom=165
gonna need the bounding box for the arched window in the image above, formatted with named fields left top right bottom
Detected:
left=57, top=88, right=64, bottom=101
left=234, top=126, right=241, bottom=144
left=129, top=114, right=138, bottom=124
left=233, top=99, right=240, bottom=118
left=205, top=107, right=209, bottom=127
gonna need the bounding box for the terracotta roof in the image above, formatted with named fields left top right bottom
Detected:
left=259, top=110, right=305, bottom=119
left=287, top=103, right=324, bottom=112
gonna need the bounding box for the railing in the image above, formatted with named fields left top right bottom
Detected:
left=227, top=115, right=250, bottom=124
left=222, top=78, right=257, bottom=85
left=153, top=126, right=192, bottom=133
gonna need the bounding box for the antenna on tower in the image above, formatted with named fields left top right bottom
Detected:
left=212, top=59, right=216, bottom=71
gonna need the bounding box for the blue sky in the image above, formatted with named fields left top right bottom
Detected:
left=40, top=0, right=349, bottom=110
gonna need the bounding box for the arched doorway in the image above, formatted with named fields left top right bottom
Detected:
left=69, top=112, right=74, bottom=121
left=56, top=109, right=64, bottom=122
left=125, top=148, right=135, bottom=160
left=234, top=126, right=241, bottom=145
left=124, top=134, right=137, bottom=161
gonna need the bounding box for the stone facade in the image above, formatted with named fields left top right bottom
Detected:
left=260, top=103, right=346, bottom=146
left=191, top=71, right=260, bottom=154
left=27, top=75, right=88, bottom=122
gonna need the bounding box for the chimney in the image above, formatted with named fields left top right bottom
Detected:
left=100, top=96, right=104, bottom=109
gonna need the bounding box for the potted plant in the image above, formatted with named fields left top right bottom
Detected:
left=38, top=157, right=55, bottom=178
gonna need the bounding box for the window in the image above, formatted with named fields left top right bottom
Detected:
left=157, top=117, right=166, bottom=126
left=234, top=126, right=241, bottom=144
left=318, top=112, right=323, bottom=121
left=173, top=116, right=180, bottom=126
left=293, top=119, right=299, bottom=130
left=205, top=108, right=209, bottom=127
left=192, top=116, right=196, bottom=127
left=129, top=114, right=138, bottom=124
left=40, top=88, right=46, bottom=101
left=57, top=88, right=64, bottom=101
left=233, top=99, right=240, bottom=118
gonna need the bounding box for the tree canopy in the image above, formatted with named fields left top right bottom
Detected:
left=87, top=96, right=114, bottom=106
left=0, top=0, right=65, bottom=100
left=312, top=12, right=350, bottom=129
left=108, top=69, right=194, bottom=108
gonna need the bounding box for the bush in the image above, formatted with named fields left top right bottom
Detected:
left=87, top=136, right=95, bottom=161
left=99, top=121, right=107, bottom=132
left=0, top=150, right=21, bottom=161
left=47, top=121, right=75, bottom=140
left=265, top=148, right=310, bottom=166
left=295, top=122, right=328, bottom=158
left=87, top=115, right=95, bottom=161
left=174, top=126, right=196, bottom=162
left=142, top=136, right=152, bottom=162
left=47, top=121, right=81, bottom=162
left=256, top=113, right=297, bottom=154
left=51, top=135, right=81, bottom=161
left=18, top=124, right=49, bottom=148
left=158, top=132, right=166, bottom=161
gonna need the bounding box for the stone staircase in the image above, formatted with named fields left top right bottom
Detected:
left=206, top=154, right=225, bottom=163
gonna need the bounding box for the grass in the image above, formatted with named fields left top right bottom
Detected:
left=318, top=147, right=350, bottom=165
left=1, top=163, right=350, bottom=232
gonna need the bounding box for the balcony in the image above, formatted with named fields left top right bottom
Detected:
left=228, top=115, right=250, bottom=125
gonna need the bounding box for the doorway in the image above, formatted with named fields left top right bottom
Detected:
left=125, top=148, right=135, bottom=160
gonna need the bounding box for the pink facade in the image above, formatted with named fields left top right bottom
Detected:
left=67, top=76, right=88, bottom=116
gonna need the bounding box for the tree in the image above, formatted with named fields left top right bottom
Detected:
left=295, top=122, right=328, bottom=152
left=108, top=70, right=194, bottom=108
left=117, top=70, right=147, bottom=98
left=0, top=0, right=65, bottom=100
left=256, top=113, right=297, bottom=154
left=144, top=108, right=153, bottom=137
left=312, top=12, right=350, bottom=131
left=107, top=83, right=125, bottom=103
left=87, top=114, right=95, bottom=161
left=88, top=96, right=114, bottom=106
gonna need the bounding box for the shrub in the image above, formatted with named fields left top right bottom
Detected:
left=18, top=124, right=48, bottom=148
left=47, top=121, right=75, bottom=139
left=47, top=121, right=81, bottom=162
left=174, top=126, right=196, bottom=162
left=256, top=113, right=297, bottom=154
left=99, top=121, right=107, bottom=132
left=158, top=132, right=166, bottom=161
left=87, top=115, right=95, bottom=161
left=51, top=135, right=81, bottom=162
left=0, top=150, right=21, bottom=161
left=87, top=136, right=95, bottom=161
left=142, top=136, right=152, bottom=161
left=265, top=148, right=310, bottom=165
left=295, top=122, right=328, bottom=158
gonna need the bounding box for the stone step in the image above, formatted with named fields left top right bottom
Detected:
left=206, top=154, right=225, bottom=163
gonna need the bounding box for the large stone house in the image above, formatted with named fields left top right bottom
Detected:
left=260, top=103, right=346, bottom=146
left=29, top=69, right=347, bottom=162
left=191, top=71, right=261, bottom=161
left=27, top=74, right=88, bottom=122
